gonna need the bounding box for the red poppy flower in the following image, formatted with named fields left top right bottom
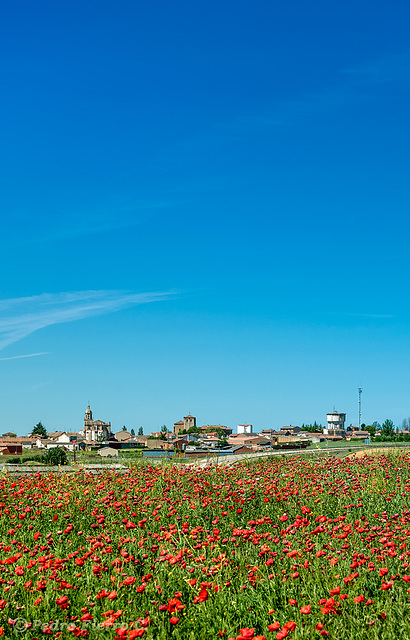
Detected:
left=354, top=595, right=365, bottom=604
left=56, top=596, right=70, bottom=610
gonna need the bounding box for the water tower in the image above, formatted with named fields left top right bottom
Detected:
left=325, top=411, right=346, bottom=435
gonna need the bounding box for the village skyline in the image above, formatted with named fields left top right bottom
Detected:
left=1, top=400, right=406, bottom=440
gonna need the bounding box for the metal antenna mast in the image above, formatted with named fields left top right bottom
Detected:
left=358, top=387, right=362, bottom=428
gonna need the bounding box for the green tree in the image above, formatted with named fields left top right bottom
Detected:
left=382, top=419, right=395, bottom=438
left=366, top=424, right=376, bottom=437
left=122, top=425, right=127, bottom=431
left=130, top=428, right=135, bottom=436
left=138, top=427, right=143, bottom=436
left=42, top=447, right=68, bottom=466
left=32, top=422, right=47, bottom=438
left=187, top=426, right=200, bottom=434
left=204, top=427, right=226, bottom=437
left=301, top=422, right=322, bottom=433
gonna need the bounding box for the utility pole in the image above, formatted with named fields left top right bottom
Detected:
left=358, top=387, right=362, bottom=429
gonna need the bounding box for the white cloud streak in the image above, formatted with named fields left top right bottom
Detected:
left=347, top=313, right=394, bottom=319
left=0, top=290, right=174, bottom=352
left=0, top=352, right=49, bottom=361
left=327, top=312, right=393, bottom=319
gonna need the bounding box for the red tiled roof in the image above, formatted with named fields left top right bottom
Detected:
left=0, top=437, right=33, bottom=444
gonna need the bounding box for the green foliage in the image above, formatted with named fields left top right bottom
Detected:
left=41, top=447, right=68, bottom=466
left=187, top=426, right=201, bottom=434
left=204, top=426, right=226, bottom=438
left=5, top=456, right=21, bottom=464
left=373, top=433, right=410, bottom=443
left=301, top=422, right=322, bottom=433
left=23, top=454, right=45, bottom=463
left=382, top=419, right=395, bottom=437
left=396, top=433, right=410, bottom=442
left=31, top=421, right=47, bottom=437
left=138, top=427, right=143, bottom=436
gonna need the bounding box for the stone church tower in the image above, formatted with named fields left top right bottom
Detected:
left=82, top=404, right=111, bottom=442
left=85, top=404, right=92, bottom=422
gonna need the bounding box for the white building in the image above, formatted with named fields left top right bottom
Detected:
left=238, top=424, right=253, bottom=434
left=324, top=411, right=346, bottom=437
left=326, top=411, right=346, bottom=430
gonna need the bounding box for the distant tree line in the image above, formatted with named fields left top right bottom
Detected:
left=300, top=418, right=410, bottom=442
left=356, top=419, right=410, bottom=442
left=301, top=422, right=322, bottom=433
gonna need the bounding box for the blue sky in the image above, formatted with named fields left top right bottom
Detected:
left=1, top=1, right=410, bottom=434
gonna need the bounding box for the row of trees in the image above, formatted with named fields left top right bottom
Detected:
left=122, top=426, right=144, bottom=436
left=301, top=422, right=323, bottom=433
left=301, top=419, right=398, bottom=440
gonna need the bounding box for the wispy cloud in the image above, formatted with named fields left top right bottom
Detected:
left=346, top=313, right=394, bottom=319
left=0, top=290, right=175, bottom=352
left=327, top=312, right=393, bottom=319
left=0, top=352, right=49, bottom=361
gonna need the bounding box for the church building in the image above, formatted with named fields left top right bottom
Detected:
left=80, top=405, right=111, bottom=442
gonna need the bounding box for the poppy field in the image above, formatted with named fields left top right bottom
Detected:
left=1, top=453, right=410, bottom=639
